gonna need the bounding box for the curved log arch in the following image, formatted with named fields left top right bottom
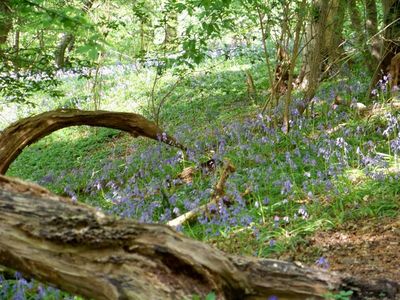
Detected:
left=0, top=109, right=184, bottom=175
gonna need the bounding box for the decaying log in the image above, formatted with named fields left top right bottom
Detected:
left=168, top=160, right=235, bottom=228
left=0, top=109, right=184, bottom=174
left=0, top=175, right=398, bottom=300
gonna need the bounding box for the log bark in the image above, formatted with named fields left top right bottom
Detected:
left=0, top=175, right=398, bottom=300
left=0, top=109, right=184, bottom=175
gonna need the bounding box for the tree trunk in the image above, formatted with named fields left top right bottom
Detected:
left=0, top=109, right=184, bottom=175
left=0, top=0, right=12, bottom=48
left=347, top=0, right=377, bottom=72
left=38, top=30, right=45, bottom=51
left=54, top=0, right=95, bottom=68
left=0, top=175, right=398, bottom=300
left=324, top=0, right=346, bottom=70
left=347, top=0, right=364, bottom=46
left=12, top=28, right=20, bottom=71
left=299, top=0, right=330, bottom=114
left=164, top=10, right=178, bottom=51
left=370, top=0, right=400, bottom=88
left=283, top=0, right=307, bottom=132
left=365, top=0, right=381, bottom=72
left=381, top=0, right=400, bottom=72
left=54, top=33, right=75, bottom=69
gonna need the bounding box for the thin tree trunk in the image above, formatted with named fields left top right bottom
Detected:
left=283, top=0, right=307, bottom=132
left=54, top=33, right=75, bottom=69
left=164, top=11, right=178, bottom=50
left=54, top=0, right=95, bottom=68
left=140, top=20, right=145, bottom=59
left=12, top=29, right=20, bottom=71
left=365, top=0, right=381, bottom=71
left=0, top=0, right=12, bottom=47
left=347, top=0, right=375, bottom=71
left=38, top=30, right=45, bottom=50
left=257, top=4, right=275, bottom=115
left=348, top=0, right=364, bottom=46
left=0, top=175, right=398, bottom=300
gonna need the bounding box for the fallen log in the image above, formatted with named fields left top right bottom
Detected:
left=0, top=109, right=184, bottom=174
left=0, top=175, right=398, bottom=300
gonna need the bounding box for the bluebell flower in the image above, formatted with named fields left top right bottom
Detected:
left=315, top=256, right=329, bottom=269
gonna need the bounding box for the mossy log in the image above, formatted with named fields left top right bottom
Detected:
left=0, top=109, right=184, bottom=174
left=0, top=175, right=398, bottom=300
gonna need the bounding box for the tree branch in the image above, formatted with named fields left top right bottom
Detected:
left=0, top=109, right=185, bottom=174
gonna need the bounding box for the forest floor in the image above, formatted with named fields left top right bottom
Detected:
left=286, top=216, right=400, bottom=282
left=2, top=57, right=400, bottom=298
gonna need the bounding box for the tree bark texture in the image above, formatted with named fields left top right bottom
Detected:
left=0, top=109, right=184, bottom=175
left=0, top=175, right=398, bottom=300
left=0, top=0, right=12, bottom=46
left=323, top=0, right=346, bottom=68
left=365, top=0, right=381, bottom=72
left=299, top=0, right=330, bottom=113
left=54, top=33, right=75, bottom=69
left=381, top=0, right=400, bottom=71
left=347, top=0, right=379, bottom=73
left=370, top=0, right=400, bottom=87
left=164, top=11, right=178, bottom=50
left=347, top=0, right=364, bottom=46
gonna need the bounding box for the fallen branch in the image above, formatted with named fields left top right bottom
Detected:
left=333, top=96, right=367, bottom=114
left=168, top=160, right=236, bottom=228
left=0, top=109, right=185, bottom=174
left=0, top=175, right=398, bottom=300
left=176, top=158, right=218, bottom=184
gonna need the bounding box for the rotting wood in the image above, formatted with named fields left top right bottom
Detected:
left=0, top=109, right=185, bottom=174
left=0, top=175, right=399, bottom=300
left=176, top=158, right=218, bottom=184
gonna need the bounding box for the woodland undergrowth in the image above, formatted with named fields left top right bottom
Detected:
left=2, top=56, right=400, bottom=299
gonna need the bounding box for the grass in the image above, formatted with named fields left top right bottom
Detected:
left=2, top=53, right=400, bottom=298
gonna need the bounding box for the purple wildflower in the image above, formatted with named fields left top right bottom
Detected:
left=315, top=256, right=329, bottom=269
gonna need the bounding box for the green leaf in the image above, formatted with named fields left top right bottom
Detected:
left=205, top=292, right=216, bottom=300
